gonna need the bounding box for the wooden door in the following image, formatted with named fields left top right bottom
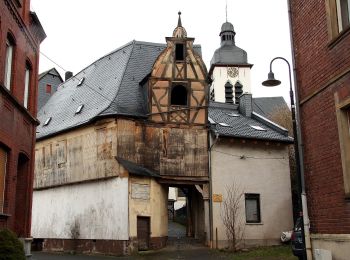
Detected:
left=137, top=216, right=150, bottom=250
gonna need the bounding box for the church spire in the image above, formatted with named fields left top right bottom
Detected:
left=173, top=11, right=187, bottom=38
left=178, top=11, right=182, bottom=27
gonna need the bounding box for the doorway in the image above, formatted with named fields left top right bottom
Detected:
left=137, top=216, right=150, bottom=251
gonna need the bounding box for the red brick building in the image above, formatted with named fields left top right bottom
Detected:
left=289, top=0, right=350, bottom=258
left=0, top=0, right=45, bottom=249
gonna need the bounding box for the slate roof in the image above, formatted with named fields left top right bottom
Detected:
left=252, top=96, right=288, bottom=118
left=38, top=67, right=63, bottom=82
left=37, top=40, right=202, bottom=140
left=208, top=102, right=293, bottom=143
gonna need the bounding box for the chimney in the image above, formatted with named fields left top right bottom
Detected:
left=65, top=71, right=73, bottom=81
left=234, top=81, right=243, bottom=104
left=239, top=93, right=252, bottom=117
left=224, top=81, right=233, bottom=104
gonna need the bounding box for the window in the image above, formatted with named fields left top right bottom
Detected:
left=336, top=0, right=350, bottom=32
left=175, top=44, right=184, bottom=61
left=75, top=104, right=84, bottom=114
left=24, top=63, right=31, bottom=109
left=4, top=37, right=14, bottom=90
left=328, top=0, right=350, bottom=37
left=46, top=84, right=52, bottom=94
left=77, top=77, right=85, bottom=87
left=43, top=117, right=52, bottom=126
left=245, top=194, right=261, bottom=223
left=171, top=85, right=187, bottom=106
left=0, top=146, right=7, bottom=213
left=210, top=88, right=215, bottom=101
left=250, top=125, right=267, bottom=131
left=335, top=94, right=350, bottom=197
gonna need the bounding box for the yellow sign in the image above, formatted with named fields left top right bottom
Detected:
left=213, top=194, right=223, bottom=202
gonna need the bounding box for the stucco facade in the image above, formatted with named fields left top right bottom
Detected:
left=32, top=178, right=129, bottom=240
left=129, top=176, right=168, bottom=250
left=211, top=139, right=293, bottom=248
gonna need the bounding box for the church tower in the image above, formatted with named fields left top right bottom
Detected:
left=209, top=21, right=253, bottom=104
left=148, top=12, right=208, bottom=125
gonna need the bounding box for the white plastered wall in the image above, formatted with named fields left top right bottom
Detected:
left=211, top=67, right=251, bottom=103
left=211, top=140, right=293, bottom=248
left=31, top=177, right=129, bottom=240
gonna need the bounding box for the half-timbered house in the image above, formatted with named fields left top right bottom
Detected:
left=32, top=13, right=210, bottom=255
left=32, top=14, right=295, bottom=255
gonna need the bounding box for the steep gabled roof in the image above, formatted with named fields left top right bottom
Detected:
left=208, top=102, right=293, bottom=143
left=38, top=67, right=63, bottom=82
left=36, top=40, right=202, bottom=140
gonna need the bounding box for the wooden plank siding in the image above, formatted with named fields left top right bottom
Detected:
left=117, top=119, right=208, bottom=178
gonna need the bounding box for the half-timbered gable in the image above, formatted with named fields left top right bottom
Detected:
left=149, top=12, right=208, bottom=125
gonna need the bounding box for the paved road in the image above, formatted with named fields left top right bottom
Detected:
left=32, top=248, right=231, bottom=260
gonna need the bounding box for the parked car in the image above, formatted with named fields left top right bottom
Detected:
left=291, top=217, right=306, bottom=259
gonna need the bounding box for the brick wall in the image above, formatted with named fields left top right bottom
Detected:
left=290, top=0, right=350, bottom=234
left=0, top=0, right=45, bottom=237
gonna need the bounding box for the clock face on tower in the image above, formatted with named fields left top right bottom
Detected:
left=227, top=67, right=239, bottom=78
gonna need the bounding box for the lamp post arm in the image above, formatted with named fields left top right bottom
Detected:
left=269, top=56, right=306, bottom=259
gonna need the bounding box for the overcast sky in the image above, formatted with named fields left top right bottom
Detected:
left=31, top=0, right=293, bottom=103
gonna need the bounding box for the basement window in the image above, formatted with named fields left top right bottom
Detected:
left=75, top=104, right=84, bottom=114
left=77, top=77, right=85, bottom=87
left=175, top=44, right=184, bottom=61
left=250, top=125, right=266, bottom=131
left=43, top=117, right=52, bottom=126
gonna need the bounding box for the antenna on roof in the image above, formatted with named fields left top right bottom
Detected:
left=225, top=0, right=228, bottom=22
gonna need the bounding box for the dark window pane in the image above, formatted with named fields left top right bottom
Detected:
left=175, top=44, right=184, bottom=61
left=171, top=85, right=187, bottom=106
left=245, top=194, right=261, bottom=223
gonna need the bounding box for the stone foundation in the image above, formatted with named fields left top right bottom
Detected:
left=311, top=234, right=350, bottom=260
left=40, top=237, right=168, bottom=256
left=42, top=239, right=129, bottom=256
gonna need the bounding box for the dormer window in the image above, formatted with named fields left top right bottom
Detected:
left=75, top=104, right=84, bottom=114
left=77, top=77, right=85, bottom=87
left=175, top=44, right=184, bottom=61
left=171, top=85, right=187, bottom=106
left=43, top=117, right=52, bottom=126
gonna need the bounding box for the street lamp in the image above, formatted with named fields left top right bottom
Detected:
left=262, top=57, right=306, bottom=260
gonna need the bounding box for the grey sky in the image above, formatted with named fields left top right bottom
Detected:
left=31, top=0, right=293, bottom=103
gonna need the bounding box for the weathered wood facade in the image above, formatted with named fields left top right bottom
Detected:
left=34, top=118, right=208, bottom=189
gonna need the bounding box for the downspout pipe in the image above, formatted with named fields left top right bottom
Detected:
left=287, top=1, right=313, bottom=259
left=208, top=130, right=219, bottom=248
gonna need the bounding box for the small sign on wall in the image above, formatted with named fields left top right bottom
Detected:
left=131, top=183, right=150, bottom=200
left=213, top=194, right=223, bottom=203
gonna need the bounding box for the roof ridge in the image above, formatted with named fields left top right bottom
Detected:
left=63, top=41, right=135, bottom=87
left=98, top=40, right=137, bottom=116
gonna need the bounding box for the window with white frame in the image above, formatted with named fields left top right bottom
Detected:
left=4, top=38, right=14, bottom=90
left=335, top=94, right=350, bottom=198
left=24, top=64, right=31, bottom=109
left=336, top=0, right=350, bottom=32
left=0, top=146, right=7, bottom=213
left=245, top=193, right=261, bottom=223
